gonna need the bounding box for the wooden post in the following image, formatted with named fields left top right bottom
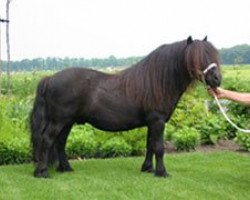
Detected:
left=0, top=16, right=2, bottom=100
left=6, top=0, right=11, bottom=99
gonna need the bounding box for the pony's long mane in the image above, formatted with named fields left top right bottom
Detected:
left=118, top=39, right=219, bottom=110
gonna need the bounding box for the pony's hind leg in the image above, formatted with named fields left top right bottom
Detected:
left=56, top=124, right=73, bottom=172
left=34, top=135, right=53, bottom=178
left=34, top=122, right=63, bottom=178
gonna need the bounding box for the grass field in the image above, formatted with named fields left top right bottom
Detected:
left=0, top=151, right=249, bottom=200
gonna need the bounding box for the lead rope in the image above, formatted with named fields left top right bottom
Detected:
left=213, top=93, right=250, bottom=133
left=202, top=63, right=250, bottom=133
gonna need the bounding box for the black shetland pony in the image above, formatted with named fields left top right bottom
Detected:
left=31, top=36, right=221, bottom=178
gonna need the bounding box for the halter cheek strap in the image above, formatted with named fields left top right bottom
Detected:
left=203, top=63, right=217, bottom=74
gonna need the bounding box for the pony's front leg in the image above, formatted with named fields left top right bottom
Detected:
left=141, top=129, right=154, bottom=173
left=151, top=120, right=169, bottom=177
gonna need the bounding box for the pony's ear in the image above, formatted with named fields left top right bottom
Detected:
left=187, top=36, right=193, bottom=45
left=203, top=36, right=207, bottom=41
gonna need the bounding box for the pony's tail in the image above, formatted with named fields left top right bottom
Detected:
left=30, top=77, right=50, bottom=163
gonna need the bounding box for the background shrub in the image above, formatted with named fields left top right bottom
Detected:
left=67, top=128, right=98, bottom=159
left=235, top=132, right=250, bottom=151
left=122, top=128, right=146, bottom=155
left=100, top=137, right=132, bottom=157
left=0, top=139, right=31, bottom=165
left=195, top=114, right=228, bottom=144
left=164, top=124, right=176, bottom=141
left=172, top=127, right=200, bottom=151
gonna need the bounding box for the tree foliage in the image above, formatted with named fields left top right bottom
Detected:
left=1, top=56, right=142, bottom=71
left=1, top=44, right=250, bottom=71
left=220, top=44, right=250, bottom=64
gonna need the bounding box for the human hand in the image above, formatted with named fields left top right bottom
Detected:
left=207, top=87, right=226, bottom=99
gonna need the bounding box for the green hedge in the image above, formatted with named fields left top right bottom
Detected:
left=1, top=90, right=249, bottom=165
left=0, top=93, right=243, bottom=165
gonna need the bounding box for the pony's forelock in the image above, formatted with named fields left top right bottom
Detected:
left=185, top=40, right=219, bottom=80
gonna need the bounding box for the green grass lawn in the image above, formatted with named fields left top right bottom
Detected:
left=0, top=151, right=249, bottom=200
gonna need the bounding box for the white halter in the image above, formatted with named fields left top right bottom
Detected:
left=203, top=63, right=217, bottom=74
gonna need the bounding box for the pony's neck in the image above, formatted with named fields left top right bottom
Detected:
left=118, top=41, right=194, bottom=111
left=160, top=63, right=192, bottom=112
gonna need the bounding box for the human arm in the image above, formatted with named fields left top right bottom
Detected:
left=208, top=87, right=250, bottom=106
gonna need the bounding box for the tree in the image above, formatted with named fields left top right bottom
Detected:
left=219, top=44, right=250, bottom=65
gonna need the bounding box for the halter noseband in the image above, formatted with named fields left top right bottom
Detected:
left=201, top=62, right=218, bottom=87
left=203, top=63, right=217, bottom=75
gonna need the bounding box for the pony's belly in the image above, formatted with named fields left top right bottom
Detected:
left=84, top=101, right=145, bottom=131
left=87, top=117, right=144, bottom=132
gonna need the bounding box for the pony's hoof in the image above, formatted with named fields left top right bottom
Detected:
left=141, top=164, right=154, bottom=173
left=155, top=170, right=169, bottom=178
left=34, top=168, right=49, bottom=178
left=56, top=165, right=73, bottom=172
